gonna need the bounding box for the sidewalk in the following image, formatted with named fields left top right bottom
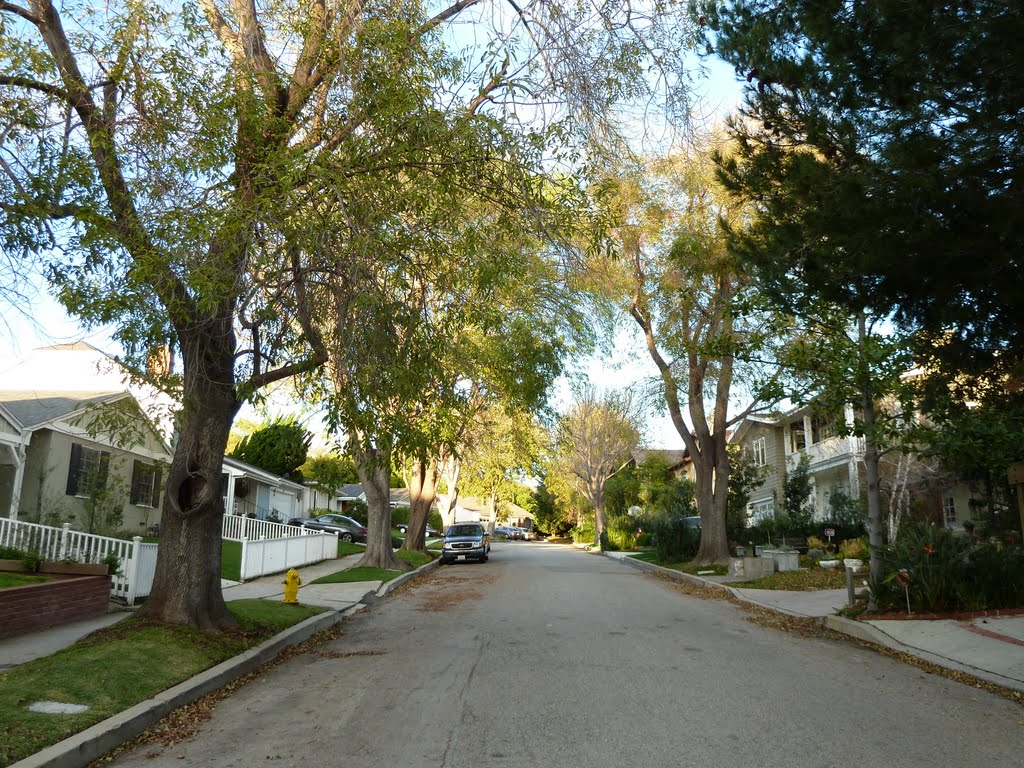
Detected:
left=0, top=553, right=388, bottom=671
left=604, top=549, right=1024, bottom=694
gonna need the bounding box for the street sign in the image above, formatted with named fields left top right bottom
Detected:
left=824, top=528, right=835, bottom=537
left=896, top=568, right=912, bottom=587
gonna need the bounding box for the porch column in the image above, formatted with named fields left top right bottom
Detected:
left=225, top=472, right=236, bottom=515
left=6, top=441, right=28, bottom=521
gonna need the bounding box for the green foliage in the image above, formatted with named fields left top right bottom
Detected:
left=650, top=515, right=701, bottom=563
left=346, top=499, right=369, bottom=525
left=531, top=481, right=565, bottom=535
left=873, top=523, right=1024, bottom=613
left=726, top=444, right=765, bottom=538
left=823, top=489, right=868, bottom=537
left=605, top=512, right=638, bottom=551
left=571, top=517, right=596, bottom=545
left=299, top=453, right=358, bottom=496
left=230, top=418, right=311, bottom=481
left=782, top=453, right=814, bottom=532
left=702, top=0, right=1024, bottom=374
left=838, top=537, right=869, bottom=561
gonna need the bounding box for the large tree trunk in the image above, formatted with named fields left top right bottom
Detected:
left=437, top=454, right=460, bottom=530
left=693, top=447, right=732, bottom=564
left=351, top=442, right=408, bottom=571
left=402, top=456, right=439, bottom=553
left=137, top=327, right=240, bottom=629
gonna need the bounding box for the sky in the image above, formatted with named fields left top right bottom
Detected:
left=0, top=39, right=744, bottom=452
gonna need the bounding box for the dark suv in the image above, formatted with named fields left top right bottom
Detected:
left=440, top=523, right=491, bottom=564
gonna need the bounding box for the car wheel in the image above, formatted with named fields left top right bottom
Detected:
left=479, top=554, right=488, bottom=562
left=440, top=557, right=452, bottom=565
left=341, top=532, right=354, bottom=542
left=398, top=525, right=407, bottom=533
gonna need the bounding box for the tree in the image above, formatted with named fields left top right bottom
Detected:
left=726, top=443, right=765, bottom=539
left=230, top=418, right=311, bottom=481
left=553, top=388, right=643, bottom=547
left=700, top=1, right=1024, bottom=377
left=1, top=0, right=699, bottom=627
left=299, top=452, right=359, bottom=498
left=782, top=453, right=813, bottom=532
left=594, top=139, right=796, bottom=563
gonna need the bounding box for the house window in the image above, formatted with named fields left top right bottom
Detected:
left=811, top=414, right=836, bottom=444
left=130, top=461, right=162, bottom=507
left=943, top=495, right=957, bottom=528
left=751, top=437, right=767, bottom=467
left=789, top=420, right=807, bottom=452
left=66, top=443, right=110, bottom=497
left=750, top=499, right=775, bottom=523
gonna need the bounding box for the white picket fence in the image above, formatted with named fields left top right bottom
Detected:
left=237, top=530, right=338, bottom=581
left=221, top=514, right=305, bottom=541
left=1, top=514, right=338, bottom=603
left=0, top=519, right=157, bottom=604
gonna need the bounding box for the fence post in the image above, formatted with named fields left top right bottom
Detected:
left=126, top=536, right=143, bottom=605
left=60, top=522, right=72, bottom=561
left=239, top=536, right=248, bottom=582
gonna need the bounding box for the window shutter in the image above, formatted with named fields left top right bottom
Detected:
left=150, top=465, right=163, bottom=508
left=66, top=443, right=82, bottom=496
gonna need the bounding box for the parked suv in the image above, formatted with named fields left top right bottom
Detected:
left=441, top=523, right=491, bottom=564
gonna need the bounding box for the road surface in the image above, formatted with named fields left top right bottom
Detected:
left=107, top=542, right=1022, bottom=767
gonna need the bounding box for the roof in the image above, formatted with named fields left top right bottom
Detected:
left=222, top=455, right=306, bottom=492
left=390, top=488, right=410, bottom=506
left=337, top=483, right=364, bottom=499
left=0, top=390, right=127, bottom=430
left=35, top=341, right=104, bottom=352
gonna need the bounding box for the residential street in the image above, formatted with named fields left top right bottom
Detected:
left=107, top=543, right=1022, bottom=768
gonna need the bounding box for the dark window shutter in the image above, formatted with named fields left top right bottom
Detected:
left=66, top=443, right=83, bottom=496
left=150, top=465, right=163, bottom=508
left=97, top=451, right=110, bottom=490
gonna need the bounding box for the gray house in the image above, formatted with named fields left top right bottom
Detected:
left=0, top=390, right=173, bottom=534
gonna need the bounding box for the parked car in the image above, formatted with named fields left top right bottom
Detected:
left=395, top=522, right=442, bottom=538
left=521, top=528, right=539, bottom=541
left=288, top=514, right=367, bottom=543
left=494, top=525, right=517, bottom=539
left=440, top=523, right=491, bottom=564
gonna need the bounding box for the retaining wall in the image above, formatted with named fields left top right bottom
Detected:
left=0, top=575, right=112, bottom=640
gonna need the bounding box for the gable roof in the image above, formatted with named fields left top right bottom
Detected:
left=222, top=455, right=306, bottom=492
left=630, top=448, right=690, bottom=470
left=338, top=483, right=364, bottom=499
left=0, top=390, right=127, bottom=430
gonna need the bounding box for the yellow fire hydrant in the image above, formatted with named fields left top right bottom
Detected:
left=282, top=568, right=302, bottom=604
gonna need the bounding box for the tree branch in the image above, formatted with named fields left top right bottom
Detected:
left=0, top=0, right=40, bottom=24
left=0, top=74, right=68, bottom=99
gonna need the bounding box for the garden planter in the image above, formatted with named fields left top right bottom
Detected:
left=819, top=559, right=841, bottom=570
left=843, top=559, right=864, bottom=571
left=770, top=550, right=800, bottom=572
left=729, top=556, right=776, bottom=579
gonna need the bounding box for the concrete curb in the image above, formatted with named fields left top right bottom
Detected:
left=604, top=550, right=729, bottom=592
left=11, top=557, right=442, bottom=768
left=10, top=610, right=344, bottom=768
left=377, top=556, right=440, bottom=597
left=824, top=615, right=1024, bottom=694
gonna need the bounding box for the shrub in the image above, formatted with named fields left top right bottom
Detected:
left=650, top=515, right=700, bottom=563
left=635, top=531, right=653, bottom=548
left=839, top=537, right=869, bottom=561
left=605, top=512, right=638, bottom=551
left=572, top=520, right=596, bottom=544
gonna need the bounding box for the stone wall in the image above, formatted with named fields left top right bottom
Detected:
left=0, top=575, right=111, bottom=640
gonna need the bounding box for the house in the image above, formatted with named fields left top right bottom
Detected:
left=0, top=389, right=173, bottom=534
left=0, top=342, right=179, bottom=442
left=221, top=456, right=306, bottom=523
left=629, top=448, right=695, bottom=482
left=730, top=404, right=976, bottom=530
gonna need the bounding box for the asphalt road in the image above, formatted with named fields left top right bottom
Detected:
left=107, top=543, right=1022, bottom=768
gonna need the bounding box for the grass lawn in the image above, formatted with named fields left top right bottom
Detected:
left=0, top=573, right=52, bottom=589
left=730, top=569, right=848, bottom=591
left=626, top=552, right=729, bottom=576
left=337, top=541, right=365, bottom=557
left=0, top=599, right=323, bottom=766
left=221, top=540, right=242, bottom=582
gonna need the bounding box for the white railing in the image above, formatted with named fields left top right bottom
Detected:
left=222, top=514, right=306, bottom=541
left=0, top=518, right=154, bottom=604
left=238, top=530, right=338, bottom=581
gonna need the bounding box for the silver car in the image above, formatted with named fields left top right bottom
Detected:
left=441, top=523, right=491, bottom=564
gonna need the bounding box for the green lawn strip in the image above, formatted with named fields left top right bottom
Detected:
left=0, top=600, right=323, bottom=766
left=395, top=550, right=433, bottom=568
left=730, top=569, right=847, bottom=591
left=0, top=573, right=52, bottom=589
left=336, top=541, right=364, bottom=557
left=220, top=539, right=242, bottom=582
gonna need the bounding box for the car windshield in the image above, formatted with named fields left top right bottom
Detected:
left=448, top=525, right=483, bottom=537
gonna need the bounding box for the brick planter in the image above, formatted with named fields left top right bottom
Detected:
left=0, top=567, right=112, bottom=640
